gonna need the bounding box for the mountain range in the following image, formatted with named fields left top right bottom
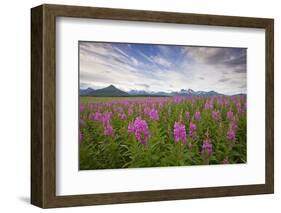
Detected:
left=80, top=85, right=224, bottom=97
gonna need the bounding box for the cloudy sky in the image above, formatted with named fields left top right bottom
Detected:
left=79, top=42, right=246, bottom=95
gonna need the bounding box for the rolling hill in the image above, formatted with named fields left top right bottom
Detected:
left=81, top=85, right=130, bottom=97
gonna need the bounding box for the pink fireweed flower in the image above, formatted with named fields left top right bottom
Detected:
left=194, top=111, right=201, bottom=121
left=128, top=107, right=133, bottom=116
left=189, top=122, right=197, bottom=138
left=185, top=112, right=190, bottom=120
left=217, top=98, right=223, bottom=106
left=102, top=112, right=113, bottom=136
left=227, top=128, right=236, bottom=142
left=227, top=111, right=235, bottom=121
left=80, top=104, right=85, bottom=112
left=149, top=109, right=159, bottom=121
left=133, top=117, right=150, bottom=145
left=103, top=121, right=113, bottom=136
left=91, top=112, right=102, bottom=121
left=122, top=100, right=129, bottom=106
left=89, top=103, right=95, bottom=111
left=173, top=122, right=187, bottom=143
left=212, top=111, right=220, bottom=121
left=230, top=121, right=238, bottom=132
left=201, top=137, right=213, bottom=157
left=143, top=107, right=151, bottom=116
left=237, top=106, right=243, bottom=114
left=236, top=102, right=241, bottom=110
left=103, top=112, right=112, bottom=120
left=204, top=101, right=213, bottom=110
left=227, top=119, right=237, bottom=142
left=118, top=112, right=127, bottom=120
left=224, top=99, right=230, bottom=107
left=128, top=122, right=135, bottom=134
left=174, top=96, right=183, bottom=104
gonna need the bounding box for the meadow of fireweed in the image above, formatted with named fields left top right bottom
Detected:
left=79, top=95, right=246, bottom=170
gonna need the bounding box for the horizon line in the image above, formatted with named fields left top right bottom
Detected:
left=79, top=84, right=247, bottom=95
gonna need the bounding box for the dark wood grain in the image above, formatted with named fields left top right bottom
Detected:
left=31, top=4, right=274, bottom=208
left=265, top=20, right=274, bottom=193
left=31, top=5, right=43, bottom=207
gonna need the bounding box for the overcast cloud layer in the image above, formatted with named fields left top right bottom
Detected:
left=79, top=42, right=246, bottom=95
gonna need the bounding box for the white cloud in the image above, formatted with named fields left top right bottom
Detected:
left=79, top=42, right=246, bottom=95
left=151, top=55, right=172, bottom=67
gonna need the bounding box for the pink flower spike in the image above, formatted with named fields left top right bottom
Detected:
left=201, top=137, right=213, bottom=157
left=173, top=122, right=187, bottom=144
left=149, top=109, right=159, bottom=121
left=194, top=111, right=201, bottom=120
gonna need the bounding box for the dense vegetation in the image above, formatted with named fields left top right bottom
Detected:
left=79, top=95, right=246, bottom=170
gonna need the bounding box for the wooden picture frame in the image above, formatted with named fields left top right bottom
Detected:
left=31, top=4, right=274, bottom=208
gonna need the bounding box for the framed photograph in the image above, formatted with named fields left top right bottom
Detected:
left=31, top=4, right=274, bottom=208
